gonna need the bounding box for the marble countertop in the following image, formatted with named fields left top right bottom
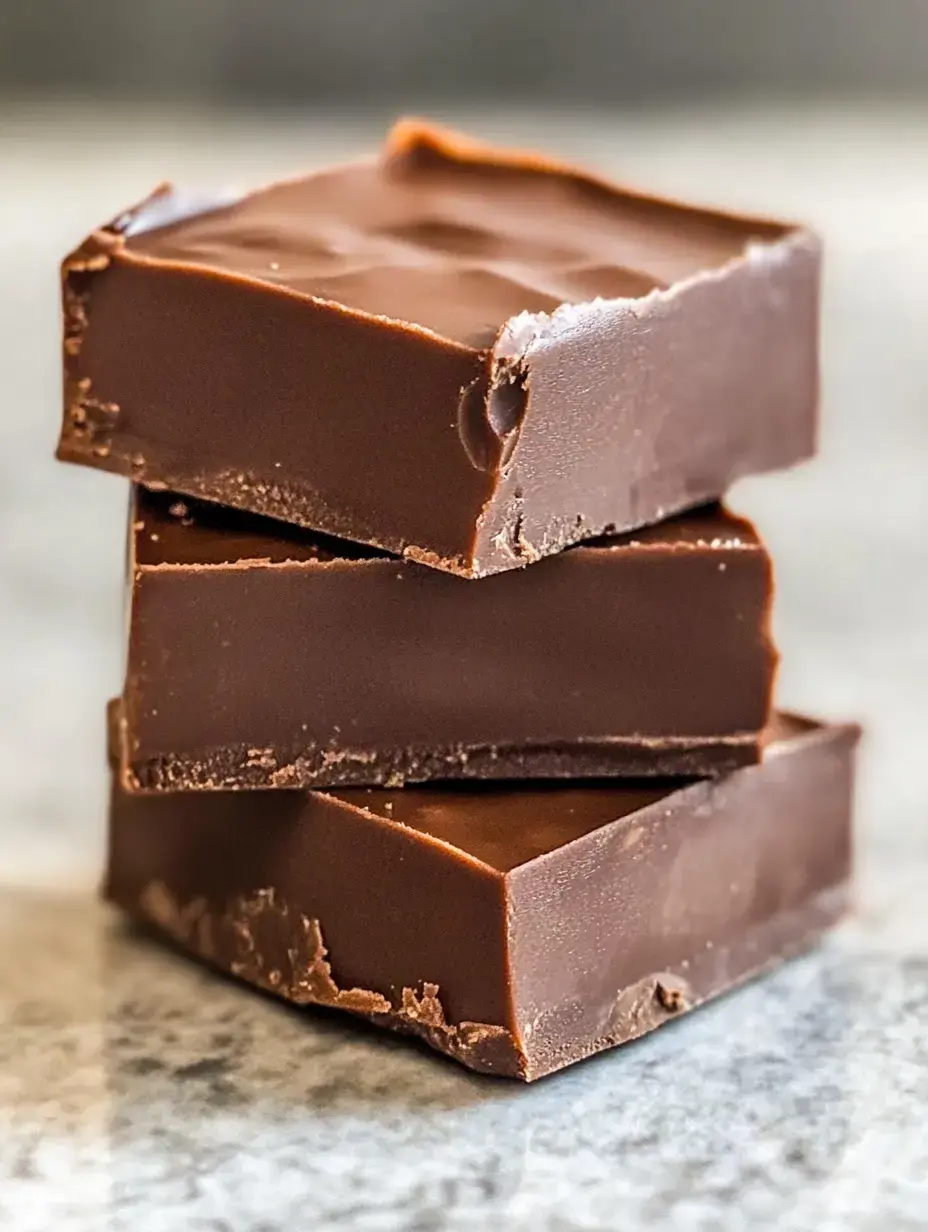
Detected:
left=1, top=103, right=927, bottom=1230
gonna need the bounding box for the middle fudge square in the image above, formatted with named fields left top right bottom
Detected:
left=118, top=488, right=776, bottom=793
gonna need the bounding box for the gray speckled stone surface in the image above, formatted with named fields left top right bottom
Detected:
left=1, top=103, right=927, bottom=1230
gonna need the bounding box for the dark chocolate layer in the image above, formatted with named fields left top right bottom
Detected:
left=106, top=710, right=859, bottom=1080
left=122, top=489, right=776, bottom=790
left=59, top=119, right=819, bottom=576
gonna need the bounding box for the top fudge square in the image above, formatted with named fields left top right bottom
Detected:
left=58, top=119, right=819, bottom=577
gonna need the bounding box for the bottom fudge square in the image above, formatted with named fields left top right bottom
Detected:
left=106, top=709, right=858, bottom=1081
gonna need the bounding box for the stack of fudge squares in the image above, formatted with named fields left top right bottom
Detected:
left=58, top=120, right=859, bottom=1082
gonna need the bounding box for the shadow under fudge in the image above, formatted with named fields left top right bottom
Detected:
left=59, top=119, right=819, bottom=577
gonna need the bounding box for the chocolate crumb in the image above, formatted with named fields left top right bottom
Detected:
left=656, top=981, right=689, bottom=1013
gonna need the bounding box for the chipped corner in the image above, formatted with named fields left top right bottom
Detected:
left=59, top=187, right=180, bottom=460
left=133, top=883, right=521, bottom=1077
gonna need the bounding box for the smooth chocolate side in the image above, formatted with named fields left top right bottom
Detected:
left=122, top=491, right=776, bottom=791
left=508, top=718, right=857, bottom=1078
left=105, top=712, right=858, bottom=1080
left=473, top=229, right=819, bottom=575
left=59, top=120, right=818, bottom=576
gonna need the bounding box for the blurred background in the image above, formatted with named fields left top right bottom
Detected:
left=3, top=0, right=928, bottom=103
left=1, top=2, right=926, bottom=924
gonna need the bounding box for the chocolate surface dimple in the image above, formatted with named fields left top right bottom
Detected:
left=486, top=367, right=527, bottom=440
left=124, top=124, right=780, bottom=346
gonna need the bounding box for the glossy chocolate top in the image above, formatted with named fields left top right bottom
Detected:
left=133, top=488, right=760, bottom=570
left=109, top=695, right=814, bottom=873
left=327, top=714, right=814, bottom=872
left=123, top=119, right=788, bottom=350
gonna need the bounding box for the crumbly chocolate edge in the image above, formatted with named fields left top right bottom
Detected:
left=59, top=189, right=178, bottom=466
left=112, top=879, right=849, bottom=1082
left=120, top=731, right=761, bottom=794
left=123, top=882, right=524, bottom=1078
